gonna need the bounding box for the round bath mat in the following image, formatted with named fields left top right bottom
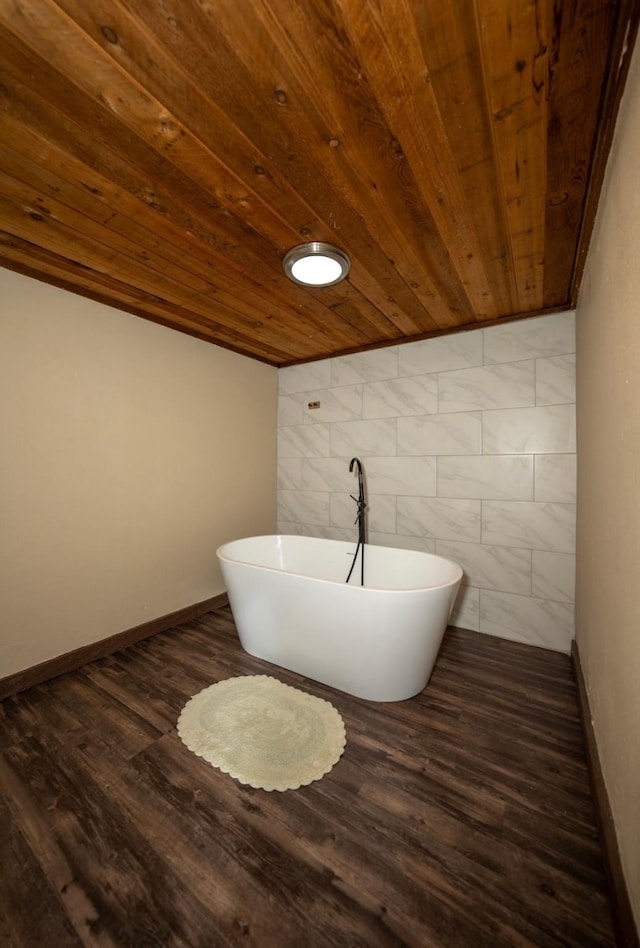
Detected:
left=176, top=675, right=346, bottom=792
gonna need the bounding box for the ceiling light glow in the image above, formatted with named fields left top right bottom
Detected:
left=283, top=242, right=350, bottom=287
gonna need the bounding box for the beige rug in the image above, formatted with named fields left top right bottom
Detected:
left=176, top=675, right=346, bottom=792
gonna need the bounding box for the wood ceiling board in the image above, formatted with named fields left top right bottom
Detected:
left=0, top=0, right=631, bottom=364
left=118, top=0, right=450, bottom=333
left=543, top=0, right=619, bottom=308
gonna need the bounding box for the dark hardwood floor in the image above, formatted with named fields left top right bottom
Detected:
left=0, top=608, right=614, bottom=947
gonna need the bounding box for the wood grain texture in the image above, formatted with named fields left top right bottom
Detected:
left=0, top=607, right=615, bottom=946
left=0, top=0, right=629, bottom=364
left=570, top=0, right=640, bottom=306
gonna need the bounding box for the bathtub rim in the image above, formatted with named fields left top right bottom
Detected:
left=217, top=534, right=463, bottom=594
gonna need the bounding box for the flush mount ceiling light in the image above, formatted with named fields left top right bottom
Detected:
left=283, top=242, right=351, bottom=287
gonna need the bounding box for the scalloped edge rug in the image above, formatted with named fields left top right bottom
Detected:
left=176, top=675, right=346, bottom=792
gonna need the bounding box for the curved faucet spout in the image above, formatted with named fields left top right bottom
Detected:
left=349, top=457, right=365, bottom=514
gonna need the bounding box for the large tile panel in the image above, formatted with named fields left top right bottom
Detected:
left=532, top=551, right=576, bottom=602
left=479, top=590, right=575, bottom=652
left=482, top=501, right=576, bottom=553
left=450, top=585, right=480, bottom=632
left=369, top=532, right=437, bottom=553
left=330, top=348, right=398, bottom=385
left=278, top=394, right=304, bottom=427
left=437, top=455, right=533, bottom=500
left=301, top=457, right=354, bottom=491
left=277, top=458, right=303, bottom=489
left=302, top=385, right=363, bottom=424
left=397, top=497, right=481, bottom=542
left=277, top=520, right=303, bottom=536
left=482, top=404, right=576, bottom=455
left=438, top=361, right=535, bottom=413
left=398, top=331, right=483, bottom=376
left=330, top=418, right=397, bottom=456
left=398, top=412, right=481, bottom=455
left=278, top=424, right=330, bottom=458
left=363, top=375, right=437, bottom=418
left=300, top=524, right=354, bottom=542
left=277, top=490, right=330, bottom=525
left=534, top=454, right=577, bottom=502
left=483, top=312, right=575, bottom=364
left=279, top=361, right=331, bottom=394
left=536, top=354, right=576, bottom=405
left=361, top=456, right=437, bottom=496
left=436, top=540, right=532, bottom=595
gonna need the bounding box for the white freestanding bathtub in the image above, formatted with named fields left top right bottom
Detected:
left=216, top=535, right=462, bottom=702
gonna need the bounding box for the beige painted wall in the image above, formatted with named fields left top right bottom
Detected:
left=0, top=268, right=277, bottom=677
left=575, top=40, right=640, bottom=926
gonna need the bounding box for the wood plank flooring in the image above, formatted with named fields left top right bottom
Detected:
left=0, top=608, right=614, bottom=947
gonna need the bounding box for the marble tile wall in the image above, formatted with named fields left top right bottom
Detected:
left=277, top=312, right=576, bottom=653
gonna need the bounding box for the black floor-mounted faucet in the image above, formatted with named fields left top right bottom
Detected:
left=346, top=457, right=366, bottom=585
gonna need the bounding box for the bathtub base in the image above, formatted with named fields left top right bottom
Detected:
left=237, top=631, right=448, bottom=703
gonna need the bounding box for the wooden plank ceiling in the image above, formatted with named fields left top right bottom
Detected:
left=0, top=0, right=636, bottom=366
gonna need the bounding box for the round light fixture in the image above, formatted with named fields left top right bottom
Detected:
left=283, top=242, right=351, bottom=287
